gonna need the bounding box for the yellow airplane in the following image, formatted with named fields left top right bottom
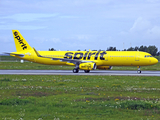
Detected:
left=5, top=30, right=158, bottom=73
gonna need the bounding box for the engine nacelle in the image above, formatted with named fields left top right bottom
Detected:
left=97, top=66, right=113, bottom=70
left=79, top=63, right=96, bottom=70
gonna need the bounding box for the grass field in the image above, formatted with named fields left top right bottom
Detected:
left=0, top=75, right=160, bottom=119
left=0, top=56, right=160, bottom=119
left=0, top=61, right=160, bottom=71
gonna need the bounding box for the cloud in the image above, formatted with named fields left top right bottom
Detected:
left=0, top=13, right=59, bottom=30
left=147, top=0, right=160, bottom=3
left=71, top=34, right=94, bottom=41
left=129, top=17, right=160, bottom=40
left=0, top=24, right=46, bottom=30
left=1, top=0, right=160, bottom=51
left=60, top=16, right=81, bottom=19
left=119, top=17, right=160, bottom=47
left=49, top=38, right=61, bottom=43
left=0, top=36, right=10, bottom=43
left=1, top=13, right=58, bottom=22
left=130, top=17, right=151, bottom=32
left=73, top=0, right=112, bottom=6
left=145, top=26, right=160, bottom=39
left=33, top=37, right=61, bottom=44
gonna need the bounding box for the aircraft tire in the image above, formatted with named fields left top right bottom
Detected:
left=137, top=70, right=141, bottom=74
left=84, top=70, right=90, bottom=73
left=73, top=68, right=79, bottom=73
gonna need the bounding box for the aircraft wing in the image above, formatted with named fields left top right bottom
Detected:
left=52, top=57, right=94, bottom=64
left=33, top=47, right=94, bottom=65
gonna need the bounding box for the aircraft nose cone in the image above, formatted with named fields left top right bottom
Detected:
left=153, top=58, right=158, bottom=64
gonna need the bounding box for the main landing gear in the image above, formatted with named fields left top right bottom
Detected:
left=137, top=66, right=141, bottom=74
left=73, top=64, right=79, bottom=73
left=72, top=64, right=91, bottom=73
left=84, top=70, right=90, bottom=73
left=73, top=69, right=90, bottom=73
left=73, top=68, right=79, bottom=73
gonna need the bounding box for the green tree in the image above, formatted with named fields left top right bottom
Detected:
left=134, top=46, right=139, bottom=51
left=49, top=48, right=56, bottom=51
left=107, top=47, right=117, bottom=51
left=139, top=45, right=147, bottom=52
left=147, top=45, right=158, bottom=56
left=157, top=51, right=160, bottom=56
left=127, top=47, right=134, bottom=51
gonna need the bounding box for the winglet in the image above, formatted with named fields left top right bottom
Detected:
left=33, top=47, right=42, bottom=57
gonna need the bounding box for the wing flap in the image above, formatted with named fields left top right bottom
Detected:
left=52, top=57, right=94, bottom=64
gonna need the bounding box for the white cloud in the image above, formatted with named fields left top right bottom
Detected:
left=0, top=24, right=46, bottom=30
left=0, top=13, right=59, bottom=30
left=129, top=17, right=160, bottom=40
left=60, top=16, right=81, bottom=19
left=1, top=0, right=160, bottom=51
left=73, top=0, right=111, bottom=5
left=119, top=17, right=160, bottom=49
left=130, top=17, right=151, bottom=32
left=145, top=26, right=160, bottom=39
left=147, top=0, right=160, bottom=3
left=72, top=34, right=93, bottom=41
left=50, top=38, right=61, bottom=43
left=0, top=36, right=10, bottom=43
left=1, top=13, right=58, bottom=22
left=33, top=37, right=61, bottom=44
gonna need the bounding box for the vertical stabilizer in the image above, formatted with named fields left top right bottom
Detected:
left=12, top=30, right=33, bottom=52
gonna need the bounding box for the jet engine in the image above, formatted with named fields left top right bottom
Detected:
left=79, top=63, right=96, bottom=70
left=97, top=66, right=113, bottom=70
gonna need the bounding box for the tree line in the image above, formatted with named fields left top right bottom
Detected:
left=49, top=48, right=56, bottom=51
left=49, top=45, right=160, bottom=56
left=107, top=45, right=160, bottom=56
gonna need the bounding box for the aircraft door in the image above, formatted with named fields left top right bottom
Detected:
left=105, top=55, right=108, bottom=61
left=135, top=53, right=140, bottom=61
left=30, top=52, right=34, bottom=60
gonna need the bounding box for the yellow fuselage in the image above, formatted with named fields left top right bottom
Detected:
left=14, top=50, right=158, bottom=67
left=9, top=30, right=158, bottom=73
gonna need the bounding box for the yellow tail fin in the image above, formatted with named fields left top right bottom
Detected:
left=12, top=30, right=33, bottom=52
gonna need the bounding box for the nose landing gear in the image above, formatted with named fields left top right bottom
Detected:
left=137, top=66, right=141, bottom=74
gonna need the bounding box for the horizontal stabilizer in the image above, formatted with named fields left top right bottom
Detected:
left=4, top=52, right=24, bottom=57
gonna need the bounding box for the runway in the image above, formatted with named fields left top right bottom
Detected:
left=0, top=70, right=160, bottom=76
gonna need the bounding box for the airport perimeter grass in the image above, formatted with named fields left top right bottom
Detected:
left=0, top=62, right=160, bottom=71
left=0, top=75, right=160, bottom=119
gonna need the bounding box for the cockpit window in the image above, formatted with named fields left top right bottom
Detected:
left=144, top=55, right=153, bottom=58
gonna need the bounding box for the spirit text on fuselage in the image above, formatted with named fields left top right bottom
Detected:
left=64, top=51, right=107, bottom=60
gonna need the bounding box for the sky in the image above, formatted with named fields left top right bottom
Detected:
left=0, top=0, right=160, bottom=52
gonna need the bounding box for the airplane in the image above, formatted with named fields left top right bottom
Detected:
left=5, top=30, right=158, bottom=74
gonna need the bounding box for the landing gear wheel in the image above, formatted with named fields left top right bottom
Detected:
left=137, top=66, right=141, bottom=74
left=137, top=70, right=141, bottom=74
left=73, top=68, right=79, bottom=73
left=84, top=70, right=90, bottom=73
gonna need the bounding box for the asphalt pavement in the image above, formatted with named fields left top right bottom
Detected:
left=0, top=70, right=160, bottom=76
